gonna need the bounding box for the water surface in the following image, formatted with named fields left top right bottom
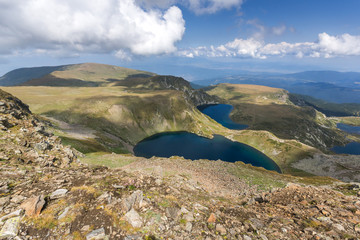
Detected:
left=198, top=104, right=248, bottom=130
left=134, top=132, right=281, bottom=173
left=332, top=142, right=360, bottom=155
left=337, top=123, right=360, bottom=135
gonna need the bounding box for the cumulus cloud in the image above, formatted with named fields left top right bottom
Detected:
left=178, top=33, right=360, bottom=59
left=0, top=0, right=185, bottom=57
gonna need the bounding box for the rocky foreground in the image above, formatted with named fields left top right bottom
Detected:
left=1, top=89, right=360, bottom=239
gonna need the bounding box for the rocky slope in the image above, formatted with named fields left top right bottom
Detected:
left=1, top=88, right=360, bottom=239
left=0, top=89, right=78, bottom=167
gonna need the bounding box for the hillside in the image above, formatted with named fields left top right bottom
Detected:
left=0, top=63, right=156, bottom=87
left=205, top=83, right=347, bottom=150
left=2, top=88, right=360, bottom=239
left=3, top=73, right=221, bottom=155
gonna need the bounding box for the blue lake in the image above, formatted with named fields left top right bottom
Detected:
left=134, top=132, right=281, bottom=173
left=332, top=123, right=360, bottom=155
left=198, top=104, right=248, bottom=130
left=337, top=123, right=360, bottom=135
left=332, top=142, right=360, bottom=155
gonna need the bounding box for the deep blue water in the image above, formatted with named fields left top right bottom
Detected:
left=198, top=104, right=248, bottom=130
left=134, top=132, right=281, bottom=173
left=332, top=123, right=360, bottom=155
left=332, top=142, right=360, bottom=155
left=337, top=123, right=360, bottom=135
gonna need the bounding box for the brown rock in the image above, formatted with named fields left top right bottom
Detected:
left=207, top=213, right=216, bottom=223
left=20, top=195, right=46, bottom=216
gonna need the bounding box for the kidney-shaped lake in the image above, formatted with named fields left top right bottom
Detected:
left=134, top=132, right=281, bottom=173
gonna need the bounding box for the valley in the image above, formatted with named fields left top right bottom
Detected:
left=1, top=63, right=360, bottom=239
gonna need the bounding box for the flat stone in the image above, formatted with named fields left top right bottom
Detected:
left=216, top=224, right=227, bottom=235
left=20, top=195, right=45, bottom=216
left=10, top=195, right=25, bottom=204
left=50, top=189, right=68, bottom=200
left=185, top=222, right=192, bottom=232
left=86, top=227, right=106, bottom=240
left=124, top=209, right=143, bottom=228
left=0, top=216, right=21, bottom=239
left=0, top=210, right=23, bottom=224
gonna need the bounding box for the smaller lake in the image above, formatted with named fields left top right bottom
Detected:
left=332, top=142, right=360, bottom=155
left=337, top=123, right=360, bottom=135
left=134, top=132, right=281, bottom=173
left=198, top=104, right=248, bottom=130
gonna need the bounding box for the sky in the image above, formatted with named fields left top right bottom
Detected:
left=1, top=0, right=360, bottom=80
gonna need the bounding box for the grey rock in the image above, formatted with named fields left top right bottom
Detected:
left=243, top=235, right=252, bottom=240
left=249, top=218, right=264, bottom=230
left=333, top=223, right=345, bottom=232
left=10, top=195, right=25, bottom=204
left=122, top=190, right=143, bottom=212
left=50, top=189, right=68, bottom=199
left=193, top=203, right=208, bottom=211
left=124, top=209, right=143, bottom=228
left=184, top=212, right=194, bottom=222
left=86, top=227, right=106, bottom=240
left=260, top=234, right=268, bottom=240
left=0, top=216, right=21, bottom=240
left=185, top=222, right=192, bottom=232
left=166, top=207, right=180, bottom=219
left=124, top=235, right=142, bottom=240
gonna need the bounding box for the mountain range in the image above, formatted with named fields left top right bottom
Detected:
left=193, top=71, right=360, bottom=104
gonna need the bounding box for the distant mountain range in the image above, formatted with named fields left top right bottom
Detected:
left=193, top=71, right=360, bottom=104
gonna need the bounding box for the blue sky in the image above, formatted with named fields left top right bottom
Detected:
left=1, top=0, right=360, bottom=80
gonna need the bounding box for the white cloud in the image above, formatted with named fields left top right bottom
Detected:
left=318, top=32, right=360, bottom=56
left=178, top=33, right=360, bottom=59
left=187, top=0, right=243, bottom=14
left=271, top=25, right=286, bottom=36
left=137, top=0, right=244, bottom=14
left=0, top=0, right=185, bottom=57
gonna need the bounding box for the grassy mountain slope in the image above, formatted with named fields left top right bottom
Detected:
left=0, top=63, right=156, bottom=87
left=0, top=65, right=68, bottom=86
left=3, top=85, right=221, bottom=154
left=205, top=84, right=347, bottom=150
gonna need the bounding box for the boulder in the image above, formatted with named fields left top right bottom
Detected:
left=0, top=216, right=21, bottom=239
left=20, top=195, right=45, bottom=216
left=124, top=209, right=143, bottom=228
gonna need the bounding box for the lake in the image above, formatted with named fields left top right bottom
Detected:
left=198, top=104, right=248, bottom=130
left=134, top=132, right=281, bottom=173
left=337, top=123, right=360, bottom=135
left=332, top=142, right=360, bottom=155
left=332, top=123, right=360, bottom=155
